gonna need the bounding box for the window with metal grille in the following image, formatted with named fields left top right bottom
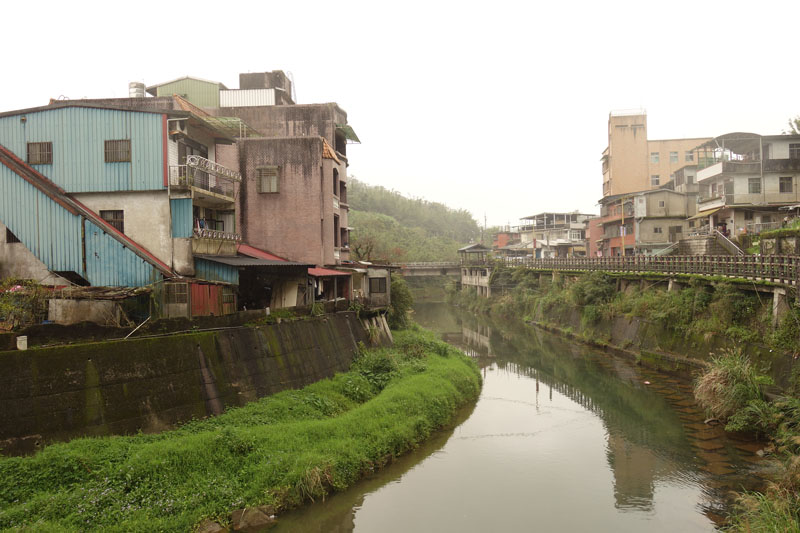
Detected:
left=670, top=151, right=678, bottom=163
left=653, top=227, right=662, bottom=234
left=5, top=228, right=20, bottom=243
left=369, top=277, right=387, bottom=294
left=165, top=282, right=188, bottom=304
left=100, top=210, right=124, bottom=233
left=685, top=151, right=694, bottom=162
left=790, top=143, right=800, bottom=159
left=651, top=175, right=660, bottom=186
left=105, top=140, right=131, bottom=162
left=780, top=177, right=793, bottom=193
left=27, top=142, right=52, bottom=164
left=256, top=166, right=279, bottom=193
left=650, top=152, right=659, bottom=164
left=748, top=178, right=761, bottom=194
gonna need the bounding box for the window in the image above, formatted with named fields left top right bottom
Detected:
left=748, top=178, right=761, bottom=194
left=650, top=152, right=660, bottom=164
left=689, top=220, right=696, bottom=228
left=688, top=175, right=695, bottom=185
left=670, top=225, right=682, bottom=233
left=685, top=151, right=694, bottom=162
left=569, top=230, right=582, bottom=240
left=762, top=215, right=772, bottom=223
left=651, top=175, right=660, bottom=186
left=100, top=210, right=124, bottom=233
left=256, top=166, right=279, bottom=193
left=104, top=140, right=131, bottom=162
left=790, top=143, right=800, bottom=159
left=653, top=227, right=663, bottom=234
left=27, top=142, right=52, bottom=165
left=5, top=228, right=20, bottom=243
left=780, top=176, right=793, bottom=193
left=658, top=200, right=665, bottom=207
left=369, top=277, right=387, bottom=294
left=165, top=282, right=188, bottom=304
left=744, top=211, right=753, bottom=221
left=670, top=151, right=678, bottom=163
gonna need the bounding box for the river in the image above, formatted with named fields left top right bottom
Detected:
left=271, top=303, right=768, bottom=532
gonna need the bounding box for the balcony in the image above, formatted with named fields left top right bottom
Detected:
left=192, top=228, right=240, bottom=256
left=696, top=195, right=726, bottom=211
left=697, top=161, right=761, bottom=182
left=169, top=156, right=241, bottom=207
left=698, top=191, right=798, bottom=210
left=763, top=159, right=800, bottom=173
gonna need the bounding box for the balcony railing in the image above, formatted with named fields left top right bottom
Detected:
left=169, top=156, right=240, bottom=200
left=745, top=221, right=781, bottom=235
left=194, top=228, right=241, bottom=242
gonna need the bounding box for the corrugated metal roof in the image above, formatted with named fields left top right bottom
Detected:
left=196, top=254, right=309, bottom=267
left=308, top=267, right=351, bottom=277
left=321, top=138, right=342, bottom=164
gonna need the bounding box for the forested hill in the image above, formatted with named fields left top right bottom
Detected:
left=348, top=179, right=480, bottom=262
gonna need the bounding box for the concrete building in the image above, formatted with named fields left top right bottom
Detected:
left=602, top=111, right=710, bottom=198
left=693, top=133, right=800, bottom=238
left=632, top=189, right=696, bottom=254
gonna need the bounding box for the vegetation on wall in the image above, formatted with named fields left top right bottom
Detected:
left=0, top=327, right=481, bottom=532
left=387, top=274, right=413, bottom=330
left=348, top=179, right=480, bottom=262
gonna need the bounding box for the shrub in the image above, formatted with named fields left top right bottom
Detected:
left=694, top=347, right=773, bottom=421
left=387, top=274, right=413, bottom=330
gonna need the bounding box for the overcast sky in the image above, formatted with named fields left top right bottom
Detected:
left=4, top=0, right=799, bottom=228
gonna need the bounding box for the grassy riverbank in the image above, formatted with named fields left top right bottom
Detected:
left=0, top=327, right=481, bottom=532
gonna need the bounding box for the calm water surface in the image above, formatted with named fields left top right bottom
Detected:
left=272, top=303, right=768, bottom=532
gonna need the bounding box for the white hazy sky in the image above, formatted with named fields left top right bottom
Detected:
left=4, top=0, right=799, bottom=228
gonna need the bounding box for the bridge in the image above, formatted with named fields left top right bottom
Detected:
left=398, top=261, right=461, bottom=277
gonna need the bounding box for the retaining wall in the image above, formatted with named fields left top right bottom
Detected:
left=0, top=312, right=376, bottom=454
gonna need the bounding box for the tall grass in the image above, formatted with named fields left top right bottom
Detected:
left=0, top=327, right=481, bottom=532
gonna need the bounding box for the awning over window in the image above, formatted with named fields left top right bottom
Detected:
left=336, top=124, right=361, bottom=144
left=687, top=207, right=722, bottom=220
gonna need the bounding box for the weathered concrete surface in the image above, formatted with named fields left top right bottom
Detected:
left=0, top=312, right=370, bottom=454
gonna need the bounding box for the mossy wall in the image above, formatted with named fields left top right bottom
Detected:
left=0, top=313, right=369, bottom=454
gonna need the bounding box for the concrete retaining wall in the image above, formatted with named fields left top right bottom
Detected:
left=0, top=312, right=375, bottom=454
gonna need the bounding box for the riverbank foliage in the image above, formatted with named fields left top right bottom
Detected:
left=0, top=327, right=481, bottom=532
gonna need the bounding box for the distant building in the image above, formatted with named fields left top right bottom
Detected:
left=602, top=111, right=710, bottom=198
left=520, top=212, right=596, bottom=258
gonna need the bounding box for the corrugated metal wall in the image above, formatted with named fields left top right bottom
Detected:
left=220, top=89, right=276, bottom=107
left=170, top=198, right=193, bottom=238
left=83, top=219, right=161, bottom=286
left=194, top=258, right=239, bottom=285
left=0, top=107, right=164, bottom=193
left=155, top=80, right=221, bottom=108
left=0, top=163, right=83, bottom=272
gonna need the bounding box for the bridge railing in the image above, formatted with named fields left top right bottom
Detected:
left=495, top=255, right=800, bottom=286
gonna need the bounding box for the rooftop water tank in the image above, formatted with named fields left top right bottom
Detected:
left=129, top=82, right=145, bottom=98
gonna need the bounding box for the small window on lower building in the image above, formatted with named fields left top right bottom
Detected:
left=658, top=200, right=665, bottom=207
left=27, top=142, right=52, bottom=165
left=744, top=211, right=754, bottom=220
left=651, top=175, right=660, bottom=186
left=5, top=228, right=20, bottom=243
left=104, top=140, right=131, bottom=162
left=100, top=210, right=124, bottom=233
left=780, top=176, right=793, bottom=193
left=688, top=220, right=696, bottom=228
left=369, top=277, right=387, bottom=293
left=748, top=178, right=761, bottom=194
left=165, top=282, right=188, bottom=304
left=256, top=166, right=280, bottom=193
left=653, top=227, right=663, bottom=234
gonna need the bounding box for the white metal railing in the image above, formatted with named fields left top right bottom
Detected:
left=746, top=222, right=781, bottom=235
left=170, top=166, right=235, bottom=199
left=193, top=228, right=241, bottom=242
left=712, top=229, right=744, bottom=256
left=186, top=155, right=241, bottom=181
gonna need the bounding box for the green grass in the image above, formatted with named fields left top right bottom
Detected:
left=0, top=327, right=481, bottom=532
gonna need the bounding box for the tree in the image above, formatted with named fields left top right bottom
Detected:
left=387, top=273, right=413, bottom=329
left=784, top=116, right=800, bottom=135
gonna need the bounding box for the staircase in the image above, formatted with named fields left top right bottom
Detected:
left=675, top=232, right=744, bottom=256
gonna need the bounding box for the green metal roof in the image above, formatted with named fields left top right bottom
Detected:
left=336, top=124, right=361, bottom=144
left=201, top=116, right=263, bottom=139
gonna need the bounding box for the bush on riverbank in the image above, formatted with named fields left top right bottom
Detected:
left=0, top=327, right=481, bottom=532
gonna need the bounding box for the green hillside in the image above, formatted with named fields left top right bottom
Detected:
left=348, top=180, right=480, bottom=262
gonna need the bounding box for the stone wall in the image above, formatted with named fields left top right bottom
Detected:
left=0, top=312, right=376, bottom=454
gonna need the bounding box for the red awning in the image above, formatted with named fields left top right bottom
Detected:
left=308, top=267, right=351, bottom=277
left=237, top=243, right=288, bottom=261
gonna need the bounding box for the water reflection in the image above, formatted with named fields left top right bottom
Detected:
left=272, top=303, right=767, bottom=532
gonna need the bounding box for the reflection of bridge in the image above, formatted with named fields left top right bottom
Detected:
left=398, top=262, right=461, bottom=277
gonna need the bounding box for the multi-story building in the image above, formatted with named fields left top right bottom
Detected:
left=595, top=194, right=635, bottom=256
left=632, top=188, right=696, bottom=254
left=694, top=132, right=800, bottom=238
left=602, top=111, right=710, bottom=198
left=520, top=212, right=595, bottom=257
left=0, top=101, right=245, bottom=318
